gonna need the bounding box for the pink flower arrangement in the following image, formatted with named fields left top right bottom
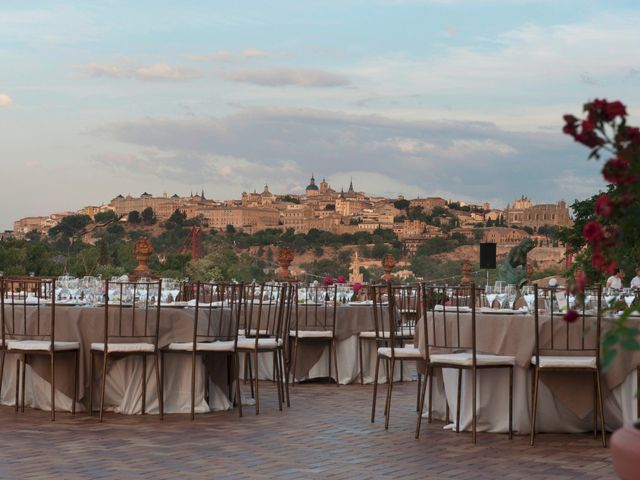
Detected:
left=336, top=275, right=346, bottom=284
left=352, top=282, right=362, bottom=293
left=323, top=276, right=333, bottom=286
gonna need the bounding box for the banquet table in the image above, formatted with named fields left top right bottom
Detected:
left=414, top=311, right=640, bottom=433
left=0, top=302, right=409, bottom=415
left=0, top=304, right=235, bottom=414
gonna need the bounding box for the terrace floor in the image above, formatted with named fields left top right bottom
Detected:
left=0, top=382, right=616, bottom=479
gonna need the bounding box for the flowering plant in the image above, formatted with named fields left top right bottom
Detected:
left=563, top=99, right=640, bottom=370
left=336, top=274, right=346, bottom=284
left=352, top=282, right=362, bottom=293
left=323, top=276, right=334, bottom=286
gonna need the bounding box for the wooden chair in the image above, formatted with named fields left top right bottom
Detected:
left=2, top=277, right=80, bottom=421
left=289, top=284, right=339, bottom=386
left=370, top=283, right=424, bottom=429
left=530, top=285, right=606, bottom=447
left=161, top=282, right=244, bottom=419
left=88, top=279, right=163, bottom=421
left=359, top=284, right=420, bottom=385
left=415, top=284, right=514, bottom=443
left=236, top=283, right=292, bottom=414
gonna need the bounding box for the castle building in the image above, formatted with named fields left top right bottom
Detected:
left=504, top=195, right=571, bottom=229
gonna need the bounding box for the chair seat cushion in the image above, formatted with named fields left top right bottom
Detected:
left=166, top=341, right=236, bottom=352
left=236, top=337, right=282, bottom=350
left=7, top=340, right=79, bottom=352
left=289, top=330, right=334, bottom=339
left=359, top=329, right=414, bottom=339
left=531, top=355, right=596, bottom=369
left=378, top=347, right=422, bottom=359
left=430, top=352, right=515, bottom=366
left=91, top=342, right=155, bottom=353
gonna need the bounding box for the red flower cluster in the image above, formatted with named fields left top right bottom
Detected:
left=563, top=310, right=579, bottom=323
left=352, top=282, right=362, bottom=293
left=582, top=220, right=618, bottom=274
left=323, top=276, right=333, bottom=286
left=594, top=194, right=615, bottom=217
left=602, top=156, right=636, bottom=186
left=585, top=99, right=627, bottom=122
left=563, top=114, right=604, bottom=148
left=336, top=275, right=346, bottom=284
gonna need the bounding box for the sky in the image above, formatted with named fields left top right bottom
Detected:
left=1, top=0, right=639, bottom=230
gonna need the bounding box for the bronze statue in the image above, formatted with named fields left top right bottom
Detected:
left=497, top=237, right=535, bottom=288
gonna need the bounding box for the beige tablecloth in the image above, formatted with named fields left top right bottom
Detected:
left=414, top=312, right=640, bottom=432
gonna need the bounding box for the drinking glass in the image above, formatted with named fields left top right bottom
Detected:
left=485, top=285, right=496, bottom=309
left=521, top=286, right=535, bottom=313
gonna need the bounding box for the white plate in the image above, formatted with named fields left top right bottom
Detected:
left=480, top=307, right=527, bottom=315
left=435, top=305, right=471, bottom=313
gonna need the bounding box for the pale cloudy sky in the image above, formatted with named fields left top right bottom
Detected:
left=1, top=0, right=638, bottom=230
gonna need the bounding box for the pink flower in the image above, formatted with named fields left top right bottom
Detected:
left=353, top=282, right=362, bottom=293
left=563, top=310, right=579, bottom=323
left=594, top=194, right=615, bottom=218
left=336, top=275, right=346, bottom=284
left=323, top=276, right=333, bottom=286
left=583, top=220, right=604, bottom=243
left=574, top=270, right=588, bottom=292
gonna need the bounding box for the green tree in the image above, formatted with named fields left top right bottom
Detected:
left=127, top=210, right=141, bottom=224
left=48, top=214, right=92, bottom=238
left=94, top=210, right=119, bottom=223
left=141, top=207, right=157, bottom=225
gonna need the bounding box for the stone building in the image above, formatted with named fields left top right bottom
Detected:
left=409, top=197, right=447, bottom=212
left=199, top=206, right=280, bottom=231
left=482, top=227, right=530, bottom=246
left=504, top=195, right=571, bottom=230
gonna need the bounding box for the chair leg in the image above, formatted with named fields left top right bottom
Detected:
left=416, top=373, right=421, bottom=412
left=274, top=351, right=283, bottom=412
left=384, top=358, right=396, bottom=430
left=50, top=353, right=55, bottom=421
left=281, top=350, right=290, bottom=408
left=160, top=350, right=165, bottom=417
left=141, top=354, right=147, bottom=415
left=415, top=366, right=430, bottom=439
left=253, top=350, right=260, bottom=415
left=508, top=366, right=513, bottom=440
left=327, top=340, right=332, bottom=383
left=371, top=354, right=380, bottom=423
left=358, top=337, right=364, bottom=385
left=332, top=339, right=339, bottom=387
left=290, top=339, right=299, bottom=386
left=234, top=353, right=243, bottom=417
left=595, top=368, right=607, bottom=447
left=593, top=371, right=597, bottom=440
left=246, top=352, right=255, bottom=398
left=89, top=351, right=94, bottom=416
left=0, top=350, right=5, bottom=402
left=155, top=352, right=163, bottom=420
left=428, top=367, right=434, bottom=424
left=456, top=369, right=462, bottom=433
left=99, top=353, right=108, bottom=422
left=21, top=354, right=27, bottom=413
left=190, top=350, right=197, bottom=421
left=530, top=367, right=540, bottom=446
left=15, top=357, right=20, bottom=413
left=72, top=350, right=79, bottom=416
left=471, top=367, right=477, bottom=444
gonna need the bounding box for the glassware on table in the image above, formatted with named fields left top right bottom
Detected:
left=623, top=288, right=636, bottom=308
left=495, top=284, right=508, bottom=309
left=521, top=286, right=535, bottom=313
left=484, top=285, right=496, bottom=309
left=506, top=284, right=518, bottom=309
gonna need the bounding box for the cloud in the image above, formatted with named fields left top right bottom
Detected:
left=97, top=107, right=603, bottom=207
left=79, top=62, right=202, bottom=82
left=221, top=68, right=350, bottom=87
left=0, top=94, right=12, bottom=107
left=187, top=49, right=269, bottom=62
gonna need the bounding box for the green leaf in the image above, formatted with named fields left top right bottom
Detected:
left=620, top=338, right=640, bottom=351
left=601, top=347, right=617, bottom=372
left=602, top=333, right=619, bottom=348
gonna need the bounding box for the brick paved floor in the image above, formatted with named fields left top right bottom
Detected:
left=0, top=382, right=615, bottom=479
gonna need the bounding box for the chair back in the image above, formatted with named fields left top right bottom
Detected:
left=241, top=283, right=292, bottom=343
left=420, top=284, right=477, bottom=364
left=1, top=277, right=56, bottom=345
left=102, top=279, right=162, bottom=349
left=192, top=282, right=243, bottom=348
left=532, top=285, right=602, bottom=367
left=371, top=283, right=421, bottom=342
left=293, top=284, right=338, bottom=335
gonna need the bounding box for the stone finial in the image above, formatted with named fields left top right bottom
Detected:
left=382, top=253, right=396, bottom=282
left=276, top=246, right=295, bottom=281
left=131, top=236, right=154, bottom=280
left=461, top=261, right=472, bottom=285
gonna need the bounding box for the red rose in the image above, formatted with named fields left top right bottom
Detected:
left=583, top=220, right=604, bottom=242
left=353, top=282, right=362, bottom=293
left=581, top=119, right=596, bottom=133
left=336, top=275, right=346, bottom=284
left=323, top=276, right=333, bottom=286
left=574, top=270, right=588, bottom=292
left=605, top=100, right=627, bottom=120
left=591, top=251, right=605, bottom=270
left=563, top=310, right=579, bottom=323
left=594, top=194, right=615, bottom=217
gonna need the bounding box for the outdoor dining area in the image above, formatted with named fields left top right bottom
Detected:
left=0, top=274, right=639, bottom=450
